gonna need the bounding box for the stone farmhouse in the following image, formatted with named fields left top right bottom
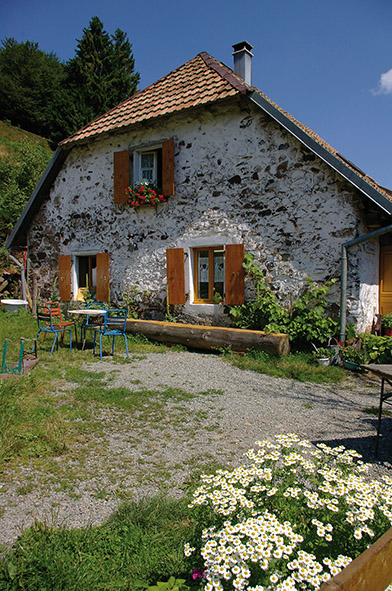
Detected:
left=6, top=42, right=392, bottom=334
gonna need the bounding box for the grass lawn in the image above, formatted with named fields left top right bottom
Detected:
left=0, top=308, right=350, bottom=589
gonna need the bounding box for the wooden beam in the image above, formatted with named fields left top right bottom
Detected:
left=320, top=526, right=392, bottom=591
left=126, top=319, right=290, bottom=355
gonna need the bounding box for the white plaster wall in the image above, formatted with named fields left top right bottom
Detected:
left=27, top=98, right=378, bottom=327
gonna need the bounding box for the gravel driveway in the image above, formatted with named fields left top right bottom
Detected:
left=1, top=350, right=392, bottom=548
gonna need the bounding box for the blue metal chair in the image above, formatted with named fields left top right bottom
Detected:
left=80, top=302, right=108, bottom=350
left=93, top=309, right=129, bottom=360
left=36, top=305, right=72, bottom=355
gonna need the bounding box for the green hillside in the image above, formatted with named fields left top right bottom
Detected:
left=0, top=120, right=53, bottom=248
left=0, top=119, right=53, bottom=160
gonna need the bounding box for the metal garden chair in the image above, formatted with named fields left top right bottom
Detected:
left=36, top=305, right=73, bottom=355
left=80, top=302, right=108, bottom=350
left=43, top=302, right=78, bottom=345
left=93, top=308, right=129, bottom=360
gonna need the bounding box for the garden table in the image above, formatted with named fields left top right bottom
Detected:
left=364, top=364, right=392, bottom=455
left=68, top=309, right=106, bottom=349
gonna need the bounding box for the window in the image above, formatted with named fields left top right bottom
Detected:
left=76, top=255, right=97, bottom=301
left=58, top=253, right=110, bottom=302
left=166, top=244, right=244, bottom=307
left=193, top=246, right=225, bottom=303
left=113, top=138, right=174, bottom=204
left=134, top=149, right=161, bottom=186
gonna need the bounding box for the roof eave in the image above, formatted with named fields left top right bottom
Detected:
left=249, top=90, right=392, bottom=216
left=6, top=147, right=69, bottom=249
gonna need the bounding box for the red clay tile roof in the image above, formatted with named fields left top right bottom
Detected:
left=59, top=50, right=391, bottom=202
left=59, top=53, right=248, bottom=147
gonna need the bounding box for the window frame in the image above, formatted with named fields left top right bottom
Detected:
left=133, top=146, right=161, bottom=186
left=75, top=254, right=97, bottom=301
left=193, top=245, right=225, bottom=304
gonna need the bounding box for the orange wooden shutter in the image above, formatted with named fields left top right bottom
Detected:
left=380, top=246, right=392, bottom=314
left=59, top=255, right=71, bottom=301
left=162, top=138, right=174, bottom=197
left=225, top=244, right=245, bottom=305
left=113, top=151, right=130, bottom=204
left=166, top=248, right=185, bottom=305
left=96, top=252, right=110, bottom=302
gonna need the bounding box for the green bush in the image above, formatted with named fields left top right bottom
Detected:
left=226, top=254, right=338, bottom=349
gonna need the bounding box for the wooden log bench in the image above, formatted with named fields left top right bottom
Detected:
left=125, top=319, right=290, bottom=356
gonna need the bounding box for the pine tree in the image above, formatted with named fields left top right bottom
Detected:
left=66, top=17, right=140, bottom=129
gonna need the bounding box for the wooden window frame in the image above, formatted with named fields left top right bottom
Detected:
left=193, top=246, right=224, bottom=304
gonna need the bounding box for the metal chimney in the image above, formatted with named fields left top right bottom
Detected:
left=232, top=41, right=253, bottom=85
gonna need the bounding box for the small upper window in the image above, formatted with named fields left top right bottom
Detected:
left=134, top=147, right=162, bottom=187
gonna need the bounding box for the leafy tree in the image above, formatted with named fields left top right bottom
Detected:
left=0, top=138, right=52, bottom=243
left=66, top=16, right=140, bottom=129
left=0, top=38, right=69, bottom=143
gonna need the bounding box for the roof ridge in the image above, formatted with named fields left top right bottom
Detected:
left=199, top=51, right=250, bottom=94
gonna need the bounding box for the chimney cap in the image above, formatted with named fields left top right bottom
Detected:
left=232, top=41, right=253, bottom=55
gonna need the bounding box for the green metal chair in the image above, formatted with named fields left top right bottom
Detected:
left=36, top=305, right=72, bottom=355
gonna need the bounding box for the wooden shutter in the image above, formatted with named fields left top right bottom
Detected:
left=59, top=255, right=71, bottom=301
left=113, top=151, right=130, bottom=204
left=225, top=244, right=245, bottom=305
left=380, top=246, right=392, bottom=314
left=166, top=248, right=185, bottom=305
left=96, top=252, right=110, bottom=302
left=162, top=138, right=174, bottom=197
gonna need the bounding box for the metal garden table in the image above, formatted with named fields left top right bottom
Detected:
left=364, top=364, right=392, bottom=455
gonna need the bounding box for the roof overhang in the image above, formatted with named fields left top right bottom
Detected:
left=6, top=147, right=69, bottom=249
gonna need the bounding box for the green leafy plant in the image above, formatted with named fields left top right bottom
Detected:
left=311, top=346, right=331, bottom=360
left=340, top=345, right=368, bottom=365
left=126, top=181, right=168, bottom=208
left=360, top=333, right=392, bottom=364
left=226, top=254, right=338, bottom=349
left=186, top=434, right=392, bottom=590
left=382, top=313, right=392, bottom=329
left=123, top=285, right=143, bottom=318
left=135, top=576, right=190, bottom=590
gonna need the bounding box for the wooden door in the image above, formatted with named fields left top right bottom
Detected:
left=380, top=246, right=392, bottom=314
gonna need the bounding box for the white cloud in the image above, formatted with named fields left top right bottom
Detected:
left=372, top=68, right=392, bottom=95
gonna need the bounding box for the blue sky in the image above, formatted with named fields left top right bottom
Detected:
left=1, top=0, right=391, bottom=189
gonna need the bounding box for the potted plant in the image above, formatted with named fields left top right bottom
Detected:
left=340, top=345, right=368, bottom=370
left=125, top=181, right=168, bottom=209
left=382, top=313, right=392, bottom=336
left=311, top=346, right=331, bottom=365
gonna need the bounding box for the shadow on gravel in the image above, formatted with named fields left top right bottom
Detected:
left=312, top=421, right=392, bottom=466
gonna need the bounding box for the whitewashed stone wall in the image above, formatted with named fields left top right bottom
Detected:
left=27, top=98, right=377, bottom=330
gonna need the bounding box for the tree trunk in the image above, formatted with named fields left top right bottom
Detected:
left=126, top=319, right=290, bottom=356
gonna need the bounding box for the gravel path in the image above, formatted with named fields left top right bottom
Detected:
left=1, top=350, right=392, bottom=548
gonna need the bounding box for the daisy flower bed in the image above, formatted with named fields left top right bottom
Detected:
left=185, top=433, right=392, bottom=591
